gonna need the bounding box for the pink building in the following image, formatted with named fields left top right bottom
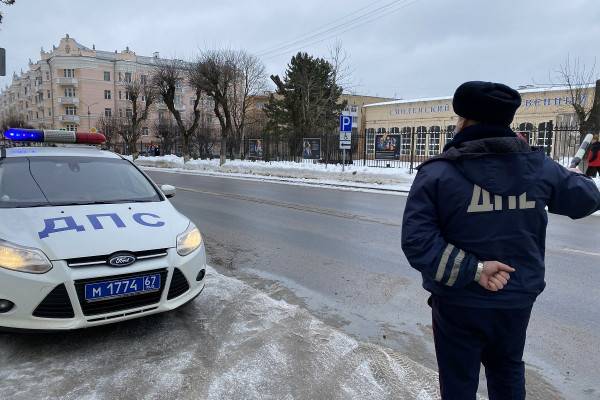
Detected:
left=0, top=34, right=216, bottom=151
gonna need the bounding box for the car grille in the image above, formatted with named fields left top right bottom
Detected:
left=74, top=269, right=168, bottom=316
left=167, top=268, right=190, bottom=300
left=67, top=249, right=168, bottom=268
left=33, top=284, right=75, bottom=319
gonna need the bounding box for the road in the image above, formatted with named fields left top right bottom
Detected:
left=148, top=170, right=600, bottom=400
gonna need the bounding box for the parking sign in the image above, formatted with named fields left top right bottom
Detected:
left=340, top=115, right=352, bottom=132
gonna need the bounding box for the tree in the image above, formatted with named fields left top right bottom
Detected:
left=96, top=115, right=121, bottom=150
left=0, top=0, right=15, bottom=25
left=229, top=52, right=268, bottom=158
left=557, top=57, right=600, bottom=138
left=264, top=52, right=346, bottom=156
left=153, top=117, right=178, bottom=155
left=153, top=59, right=203, bottom=161
left=121, top=75, right=155, bottom=158
left=0, top=112, right=29, bottom=132
left=194, top=50, right=238, bottom=165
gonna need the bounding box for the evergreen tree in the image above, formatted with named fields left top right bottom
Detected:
left=265, top=52, right=346, bottom=157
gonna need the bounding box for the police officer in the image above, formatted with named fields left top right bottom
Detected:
left=401, top=81, right=600, bottom=399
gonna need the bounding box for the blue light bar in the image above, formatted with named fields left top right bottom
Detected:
left=4, top=128, right=45, bottom=142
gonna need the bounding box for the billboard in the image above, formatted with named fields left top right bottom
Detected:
left=248, top=139, right=264, bottom=159
left=302, top=138, right=321, bottom=160
left=375, top=134, right=401, bottom=160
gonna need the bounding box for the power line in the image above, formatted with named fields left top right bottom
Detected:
left=255, top=0, right=391, bottom=56
left=262, top=0, right=419, bottom=61
left=256, top=0, right=410, bottom=57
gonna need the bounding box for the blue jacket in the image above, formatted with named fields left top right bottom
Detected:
left=401, top=127, right=600, bottom=308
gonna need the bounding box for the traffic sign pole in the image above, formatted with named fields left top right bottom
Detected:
left=339, top=115, right=352, bottom=172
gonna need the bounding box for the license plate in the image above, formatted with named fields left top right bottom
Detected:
left=84, top=273, right=161, bottom=302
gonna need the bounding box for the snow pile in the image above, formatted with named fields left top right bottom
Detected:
left=134, top=155, right=416, bottom=190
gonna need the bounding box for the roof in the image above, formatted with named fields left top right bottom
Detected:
left=3, top=146, right=122, bottom=159
left=363, top=84, right=597, bottom=108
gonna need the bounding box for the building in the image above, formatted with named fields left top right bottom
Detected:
left=0, top=34, right=215, bottom=150
left=363, top=85, right=594, bottom=160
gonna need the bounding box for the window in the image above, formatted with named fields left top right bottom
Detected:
left=125, top=108, right=133, bottom=118
left=140, top=75, right=147, bottom=85
left=104, top=108, right=112, bottom=117
left=118, top=72, right=123, bottom=82
left=45, top=72, right=50, bottom=80
left=0, top=157, right=161, bottom=209
left=118, top=91, right=122, bottom=100
left=119, top=109, right=123, bottom=117
left=65, top=106, right=77, bottom=115
left=415, top=126, right=427, bottom=156
left=104, top=90, right=111, bottom=100
left=400, top=127, right=412, bottom=155
left=142, top=127, right=149, bottom=136
left=158, top=111, right=165, bottom=120
left=190, top=97, right=195, bottom=106
left=537, top=122, right=553, bottom=155
left=47, top=90, right=51, bottom=99
left=63, top=69, right=75, bottom=78
left=124, top=72, right=132, bottom=83
left=66, top=124, right=77, bottom=131
left=48, top=108, right=52, bottom=116
left=125, top=91, right=132, bottom=101
left=175, top=95, right=181, bottom=106
left=104, top=71, right=111, bottom=81
left=36, top=112, right=39, bottom=119
left=64, top=87, right=76, bottom=97
left=428, top=126, right=441, bottom=156
left=25, top=101, right=29, bottom=108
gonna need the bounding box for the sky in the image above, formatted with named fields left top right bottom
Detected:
left=1, top=0, right=599, bottom=99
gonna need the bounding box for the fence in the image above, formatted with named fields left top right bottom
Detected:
left=242, top=127, right=584, bottom=172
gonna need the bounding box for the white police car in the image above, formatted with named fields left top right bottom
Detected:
left=0, top=128, right=206, bottom=330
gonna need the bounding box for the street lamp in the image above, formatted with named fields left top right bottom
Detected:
left=79, top=100, right=99, bottom=131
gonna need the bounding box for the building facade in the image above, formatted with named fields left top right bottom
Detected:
left=0, top=35, right=215, bottom=150
left=363, top=85, right=593, bottom=160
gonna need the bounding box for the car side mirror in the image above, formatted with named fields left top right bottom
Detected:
left=161, top=184, right=176, bottom=198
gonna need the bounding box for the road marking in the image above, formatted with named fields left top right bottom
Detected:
left=556, top=247, right=600, bottom=257
left=172, top=185, right=402, bottom=227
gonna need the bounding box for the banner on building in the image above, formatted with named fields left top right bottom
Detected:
left=248, top=139, right=264, bottom=159
left=375, top=134, right=401, bottom=160
left=302, top=138, right=321, bottom=160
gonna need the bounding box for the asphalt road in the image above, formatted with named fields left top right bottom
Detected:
left=148, top=170, right=600, bottom=400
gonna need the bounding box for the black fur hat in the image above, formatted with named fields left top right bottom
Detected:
left=453, top=81, right=521, bottom=126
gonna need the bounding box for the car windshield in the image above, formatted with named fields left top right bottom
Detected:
left=0, top=156, right=162, bottom=208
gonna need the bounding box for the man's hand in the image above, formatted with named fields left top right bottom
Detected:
left=478, top=261, right=515, bottom=292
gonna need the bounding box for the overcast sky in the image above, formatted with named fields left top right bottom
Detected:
left=1, top=0, right=599, bottom=99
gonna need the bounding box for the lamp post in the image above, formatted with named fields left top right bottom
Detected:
left=79, top=100, right=99, bottom=131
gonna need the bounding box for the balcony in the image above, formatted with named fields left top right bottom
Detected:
left=55, top=77, right=78, bottom=86
left=57, top=97, right=79, bottom=105
left=59, top=115, right=80, bottom=123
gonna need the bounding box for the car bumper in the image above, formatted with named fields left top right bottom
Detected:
left=0, top=245, right=207, bottom=331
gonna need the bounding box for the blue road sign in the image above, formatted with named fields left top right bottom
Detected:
left=340, top=115, right=352, bottom=132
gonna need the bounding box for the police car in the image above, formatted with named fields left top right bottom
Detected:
left=0, top=128, right=206, bottom=330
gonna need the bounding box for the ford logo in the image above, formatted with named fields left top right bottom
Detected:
left=108, top=253, right=136, bottom=267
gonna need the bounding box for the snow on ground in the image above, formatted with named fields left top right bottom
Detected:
left=133, top=155, right=416, bottom=191
left=0, top=266, right=448, bottom=400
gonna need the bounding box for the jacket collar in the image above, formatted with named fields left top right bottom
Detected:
left=444, top=123, right=516, bottom=152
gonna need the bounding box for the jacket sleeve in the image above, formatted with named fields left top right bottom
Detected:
left=401, top=166, right=479, bottom=288
left=546, top=159, right=600, bottom=219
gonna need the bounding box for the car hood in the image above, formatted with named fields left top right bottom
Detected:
left=0, top=201, right=190, bottom=260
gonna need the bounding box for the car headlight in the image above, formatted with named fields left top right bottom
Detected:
left=176, top=223, right=203, bottom=256
left=0, top=240, right=52, bottom=274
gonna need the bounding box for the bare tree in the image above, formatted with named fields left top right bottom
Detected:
left=229, top=51, right=268, bottom=157
left=96, top=115, right=122, bottom=151
left=153, top=59, right=203, bottom=161
left=194, top=50, right=239, bottom=165
left=120, top=75, right=156, bottom=157
left=557, top=56, right=600, bottom=138
left=153, top=116, right=178, bottom=155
